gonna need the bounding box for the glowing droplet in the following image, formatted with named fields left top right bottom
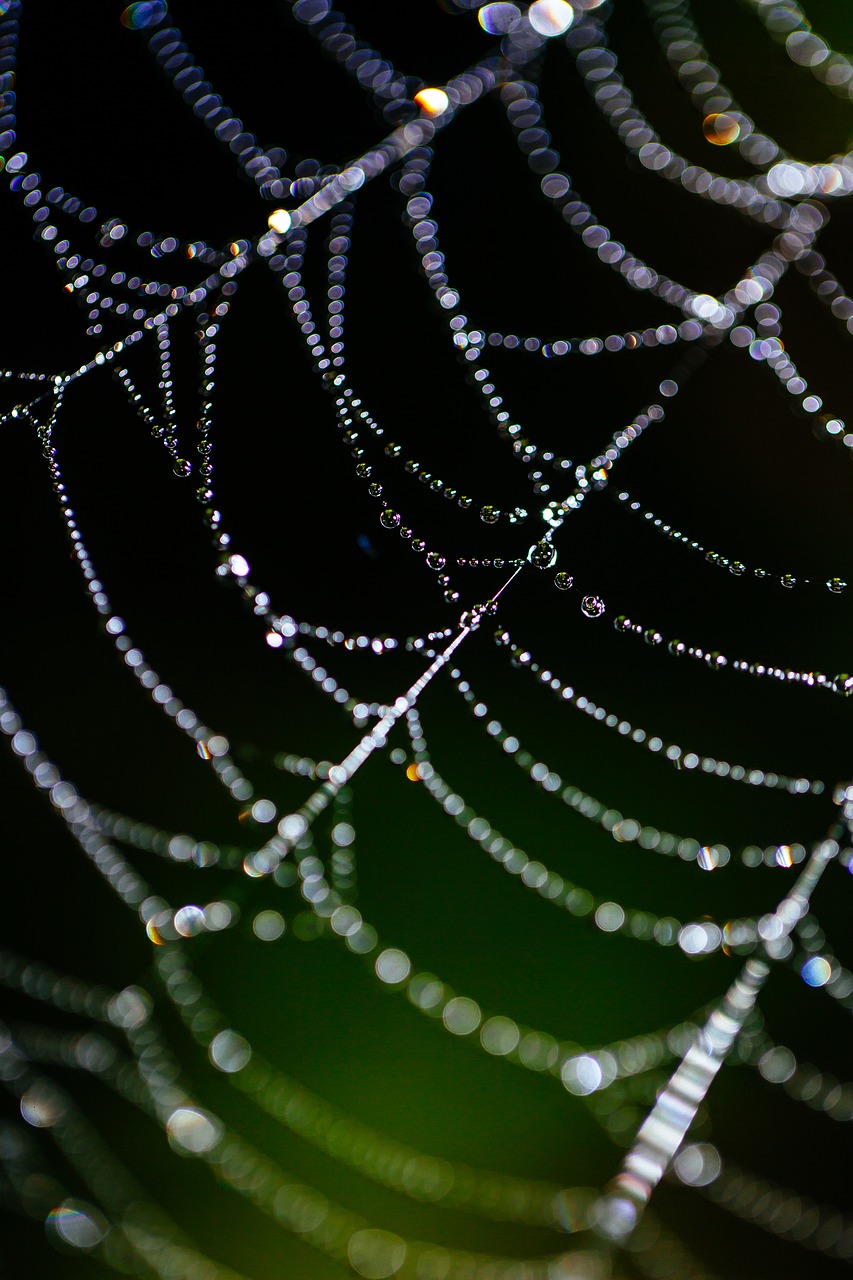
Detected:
left=528, top=0, right=574, bottom=36
left=703, top=113, right=741, bottom=146
left=167, top=1106, right=221, bottom=1153
left=477, top=3, right=519, bottom=34
left=801, top=956, right=832, bottom=987
left=414, top=88, right=449, bottom=117
left=47, top=1201, right=106, bottom=1250
left=268, top=208, right=293, bottom=234
left=209, top=1029, right=252, bottom=1073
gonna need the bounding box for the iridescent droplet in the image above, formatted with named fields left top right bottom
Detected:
left=827, top=577, right=847, bottom=593
left=554, top=572, right=574, bottom=590
left=173, top=457, right=191, bottom=477
left=781, top=574, right=796, bottom=588
left=480, top=505, right=500, bottom=524
left=426, top=551, right=446, bottom=571
left=581, top=595, right=605, bottom=618
left=379, top=508, right=400, bottom=529
left=836, top=673, right=853, bottom=696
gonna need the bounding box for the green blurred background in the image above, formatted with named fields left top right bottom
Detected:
left=3, top=1, right=853, bottom=1276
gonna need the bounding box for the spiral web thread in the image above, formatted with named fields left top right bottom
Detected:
left=3, top=1, right=853, bottom=1277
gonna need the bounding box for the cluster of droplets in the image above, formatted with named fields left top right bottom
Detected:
left=404, top=703, right=761, bottom=959
left=613, top=613, right=853, bottom=697
left=494, top=627, right=826, bottom=796
left=437, top=659, right=813, bottom=873
left=747, top=0, right=853, bottom=106
left=614, top=491, right=849, bottom=594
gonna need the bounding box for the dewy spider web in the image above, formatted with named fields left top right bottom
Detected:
left=3, top=0, right=853, bottom=1277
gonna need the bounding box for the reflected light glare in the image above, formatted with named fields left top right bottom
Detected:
left=46, top=1201, right=106, bottom=1250
left=268, top=208, right=293, bottom=234
left=414, top=88, right=450, bottom=117
left=528, top=0, right=574, bottom=36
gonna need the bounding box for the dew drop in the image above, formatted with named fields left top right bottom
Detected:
left=528, top=539, right=556, bottom=569
left=581, top=595, right=606, bottom=618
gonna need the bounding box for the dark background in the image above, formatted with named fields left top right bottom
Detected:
left=2, top=1, right=853, bottom=1276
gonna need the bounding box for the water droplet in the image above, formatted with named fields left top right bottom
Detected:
left=753, top=568, right=768, bottom=579
left=457, top=495, right=473, bottom=509
left=426, top=551, right=446, bottom=570
left=730, top=561, right=746, bottom=576
left=644, top=629, right=662, bottom=645
left=781, top=574, right=796, bottom=588
left=368, top=482, right=383, bottom=498
left=836, top=673, right=853, bottom=696
left=379, top=508, right=400, bottom=529
left=827, top=577, right=847, bottom=593
left=581, top=595, right=606, bottom=618
left=173, top=457, right=191, bottom=477
left=444, top=590, right=460, bottom=603
left=480, top=505, right=500, bottom=524
left=356, top=462, right=371, bottom=478
left=554, top=571, right=574, bottom=590
left=528, top=539, right=556, bottom=569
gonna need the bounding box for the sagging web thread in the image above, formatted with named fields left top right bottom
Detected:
left=3, top=0, right=853, bottom=1277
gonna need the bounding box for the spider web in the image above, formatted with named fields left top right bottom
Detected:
left=2, top=2, right=853, bottom=1278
